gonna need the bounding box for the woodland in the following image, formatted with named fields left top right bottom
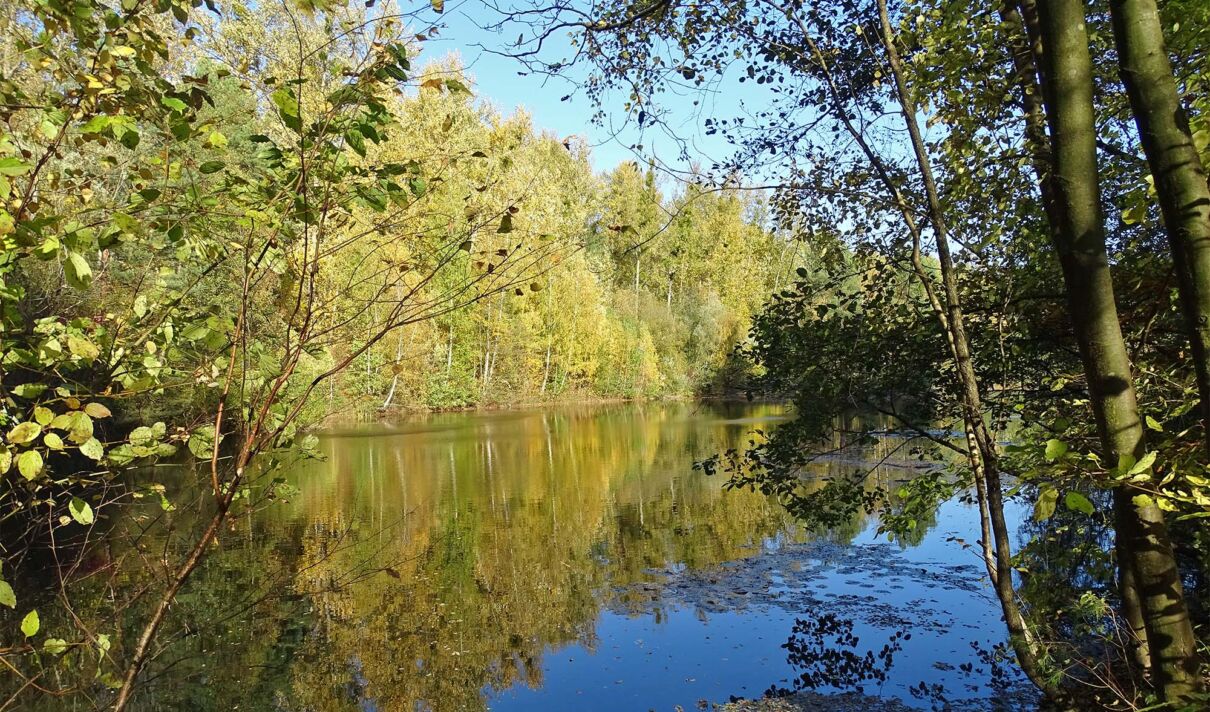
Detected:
left=1, top=0, right=1209, bottom=710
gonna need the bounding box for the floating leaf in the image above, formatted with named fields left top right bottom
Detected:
left=84, top=403, right=112, bottom=419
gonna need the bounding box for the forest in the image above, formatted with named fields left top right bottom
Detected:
left=1, top=0, right=1209, bottom=710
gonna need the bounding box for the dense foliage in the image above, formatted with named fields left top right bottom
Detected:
left=0, top=0, right=789, bottom=706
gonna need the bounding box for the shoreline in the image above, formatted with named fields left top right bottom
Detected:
left=314, top=392, right=778, bottom=426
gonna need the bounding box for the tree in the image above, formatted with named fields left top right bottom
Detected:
left=1029, top=0, right=1201, bottom=700
left=1109, top=0, right=1210, bottom=458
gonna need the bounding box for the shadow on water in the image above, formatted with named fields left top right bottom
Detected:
left=20, top=401, right=1036, bottom=711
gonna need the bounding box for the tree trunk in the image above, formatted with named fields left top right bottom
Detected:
left=1005, top=0, right=1155, bottom=668
left=1034, top=0, right=1201, bottom=700
left=874, top=0, right=1053, bottom=695
left=1110, top=0, right=1210, bottom=458
left=541, top=343, right=551, bottom=395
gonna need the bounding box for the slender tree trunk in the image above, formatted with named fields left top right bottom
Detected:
left=1034, top=0, right=1201, bottom=700
left=382, top=375, right=399, bottom=410
left=382, top=325, right=405, bottom=410
left=1005, top=0, right=1154, bottom=668
left=541, top=343, right=551, bottom=395
left=446, top=322, right=454, bottom=375
left=1110, top=0, right=1210, bottom=457
left=874, top=0, right=1053, bottom=694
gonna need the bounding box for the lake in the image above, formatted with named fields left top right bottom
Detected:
left=115, top=401, right=1029, bottom=711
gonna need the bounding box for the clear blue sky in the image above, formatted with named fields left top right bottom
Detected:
left=417, top=1, right=751, bottom=176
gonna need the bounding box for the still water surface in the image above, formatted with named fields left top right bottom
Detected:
left=138, top=401, right=1025, bottom=710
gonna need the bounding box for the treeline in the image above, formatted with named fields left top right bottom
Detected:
left=341, top=155, right=790, bottom=413
left=0, top=1, right=793, bottom=705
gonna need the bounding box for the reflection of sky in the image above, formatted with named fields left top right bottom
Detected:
left=486, top=497, right=1031, bottom=711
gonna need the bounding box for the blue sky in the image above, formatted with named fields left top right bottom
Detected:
left=417, top=1, right=748, bottom=176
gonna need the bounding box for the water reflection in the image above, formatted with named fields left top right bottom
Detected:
left=28, top=402, right=1022, bottom=711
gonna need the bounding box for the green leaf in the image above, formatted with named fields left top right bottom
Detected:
left=43, top=432, right=65, bottom=451
left=6, top=421, right=42, bottom=444
left=64, top=252, right=93, bottom=290
left=129, top=425, right=156, bottom=447
left=160, top=95, right=188, bottom=112
left=1145, top=415, right=1164, bottom=432
left=33, top=407, right=54, bottom=425
left=67, top=334, right=100, bottom=361
left=18, top=451, right=43, bottom=480
left=20, top=609, right=39, bottom=638
left=1133, top=493, right=1155, bottom=509
left=198, top=160, right=225, bottom=174
left=1064, top=491, right=1095, bottom=515
left=0, top=449, right=10, bottom=475
left=43, top=638, right=68, bottom=655
left=0, top=581, right=14, bottom=608
left=270, top=88, right=302, bottom=132
left=0, top=157, right=31, bottom=176
left=1034, top=487, right=1058, bottom=521
left=79, top=437, right=104, bottom=461
left=68, top=497, right=94, bottom=525
left=1127, top=451, right=1157, bottom=478
left=65, top=412, right=94, bottom=444
left=1044, top=439, right=1067, bottom=462
left=345, top=128, right=366, bottom=157
left=187, top=425, right=218, bottom=459
left=79, top=115, right=114, bottom=135
left=12, top=384, right=47, bottom=399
